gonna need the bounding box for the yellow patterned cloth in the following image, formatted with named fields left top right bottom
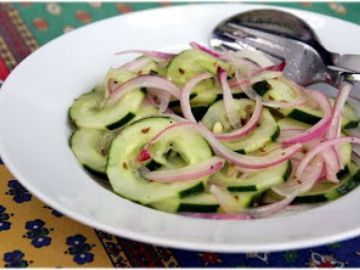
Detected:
left=0, top=164, right=179, bottom=267
left=0, top=166, right=113, bottom=267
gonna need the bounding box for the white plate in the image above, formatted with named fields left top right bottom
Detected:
left=1, top=4, right=360, bottom=252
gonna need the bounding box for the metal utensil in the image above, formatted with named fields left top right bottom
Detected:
left=214, top=9, right=360, bottom=72
left=210, top=9, right=360, bottom=88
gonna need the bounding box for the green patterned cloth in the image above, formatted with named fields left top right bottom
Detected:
left=14, top=2, right=360, bottom=46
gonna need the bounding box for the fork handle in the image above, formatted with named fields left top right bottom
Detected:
left=326, top=66, right=360, bottom=86
left=332, top=53, right=360, bottom=73
left=325, top=66, right=360, bottom=101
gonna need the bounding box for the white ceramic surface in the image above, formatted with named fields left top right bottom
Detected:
left=1, top=4, right=360, bottom=252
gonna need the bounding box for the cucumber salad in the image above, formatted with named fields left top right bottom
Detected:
left=69, top=42, right=360, bottom=220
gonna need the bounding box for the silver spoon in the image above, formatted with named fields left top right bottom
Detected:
left=210, top=9, right=360, bottom=88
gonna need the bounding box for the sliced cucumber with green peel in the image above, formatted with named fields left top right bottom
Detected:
left=127, top=56, right=166, bottom=76
left=70, top=128, right=116, bottom=179
left=262, top=78, right=360, bottom=128
left=70, top=70, right=145, bottom=130
left=150, top=192, right=220, bottom=213
left=280, top=107, right=322, bottom=125
left=167, top=49, right=231, bottom=86
left=167, top=49, right=231, bottom=107
left=104, top=69, right=137, bottom=96
left=201, top=99, right=254, bottom=132
left=277, top=118, right=311, bottom=130
left=339, top=102, right=360, bottom=129
left=201, top=99, right=278, bottom=153
left=106, top=117, right=213, bottom=204
left=149, top=191, right=261, bottom=213
left=293, top=163, right=360, bottom=204
left=211, top=160, right=291, bottom=192
left=280, top=99, right=359, bottom=128
left=223, top=109, right=278, bottom=153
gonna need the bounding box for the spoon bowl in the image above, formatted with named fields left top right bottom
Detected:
left=210, top=9, right=360, bottom=89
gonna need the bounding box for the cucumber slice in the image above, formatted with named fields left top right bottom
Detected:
left=70, top=128, right=116, bottom=179
left=106, top=117, right=213, bottom=204
left=150, top=192, right=219, bottom=213
left=278, top=117, right=352, bottom=167
left=129, top=56, right=166, bottom=76
left=341, top=102, right=360, bottom=129
left=201, top=99, right=278, bottom=153
left=149, top=191, right=261, bottom=213
left=339, top=142, right=352, bottom=166
left=263, top=79, right=360, bottom=128
left=223, top=111, right=278, bottom=153
left=277, top=118, right=311, bottom=130
left=211, top=160, right=291, bottom=192
left=166, top=49, right=231, bottom=107
left=201, top=99, right=253, bottom=131
left=70, top=70, right=145, bottom=130
left=166, top=49, right=231, bottom=86
left=104, top=69, right=137, bottom=96
left=131, top=102, right=158, bottom=121
left=293, top=163, right=360, bottom=204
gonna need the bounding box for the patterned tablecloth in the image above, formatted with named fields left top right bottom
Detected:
left=1, top=2, right=360, bottom=267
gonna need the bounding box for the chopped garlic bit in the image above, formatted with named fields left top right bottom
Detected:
left=212, top=121, right=224, bottom=133
left=226, top=164, right=238, bottom=177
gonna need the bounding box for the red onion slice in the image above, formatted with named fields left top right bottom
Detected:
left=119, top=57, right=153, bottom=72
left=231, top=70, right=306, bottom=109
left=180, top=72, right=213, bottom=122
left=282, top=90, right=332, bottom=145
left=147, top=88, right=171, bottom=113
left=296, top=137, right=360, bottom=179
left=115, top=49, right=175, bottom=62
left=215, top=96, right=263, bottom=141
left=325, top=82, right=353, bottom=173
left=221, top=49, right=259, bottom=73
left=218, top=67, right=241, bottom=129
left=142, top=121, right=302, bottom=169
left=209, top=183, right=294, bottom=218
left=321, top=148, right=340, bottom=183
left=232, top=50, right=274, bottom=68
left=233, top=69, right=257, bottom=99
left=261, top=96, right=307, bottom=109
left=141, top=157, right=224, bottom=183
left=181, top=212, right=251, bottom=220
left=264, top=61, right=286, bottom=72
left=210, top=185, right=241, bottom=213
left=245, top=195, right=295, bottom=219
left=327, top=82, right=352, bottom=139
left=273, top=157, right=324, bottom=197
left=279, top=128, right=305, bottom=142
left=107, top=75, right=181, bottom=106
left=189, top=41, right=224, bottom=59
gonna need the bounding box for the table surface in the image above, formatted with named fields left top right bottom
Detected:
left=1, top=2, right=360, bottom=267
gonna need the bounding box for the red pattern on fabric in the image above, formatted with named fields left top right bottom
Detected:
left=0, top=5, right=32, bottom=63
left=0, top=56, right=10, bottom=80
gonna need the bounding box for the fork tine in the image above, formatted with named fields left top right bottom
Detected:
left=213, top=26, right=283, bottom=62
left=220, top=31, right=284, bottom=62
left=220, top=23, right=310, bottom=62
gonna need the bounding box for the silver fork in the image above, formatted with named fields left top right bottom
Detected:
left=210, top=22, right=360, bottom=89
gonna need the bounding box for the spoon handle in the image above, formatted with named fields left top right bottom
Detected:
left=332, top=53, right=360, bottom=73
left=325, top=67, right=360, bottom=101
